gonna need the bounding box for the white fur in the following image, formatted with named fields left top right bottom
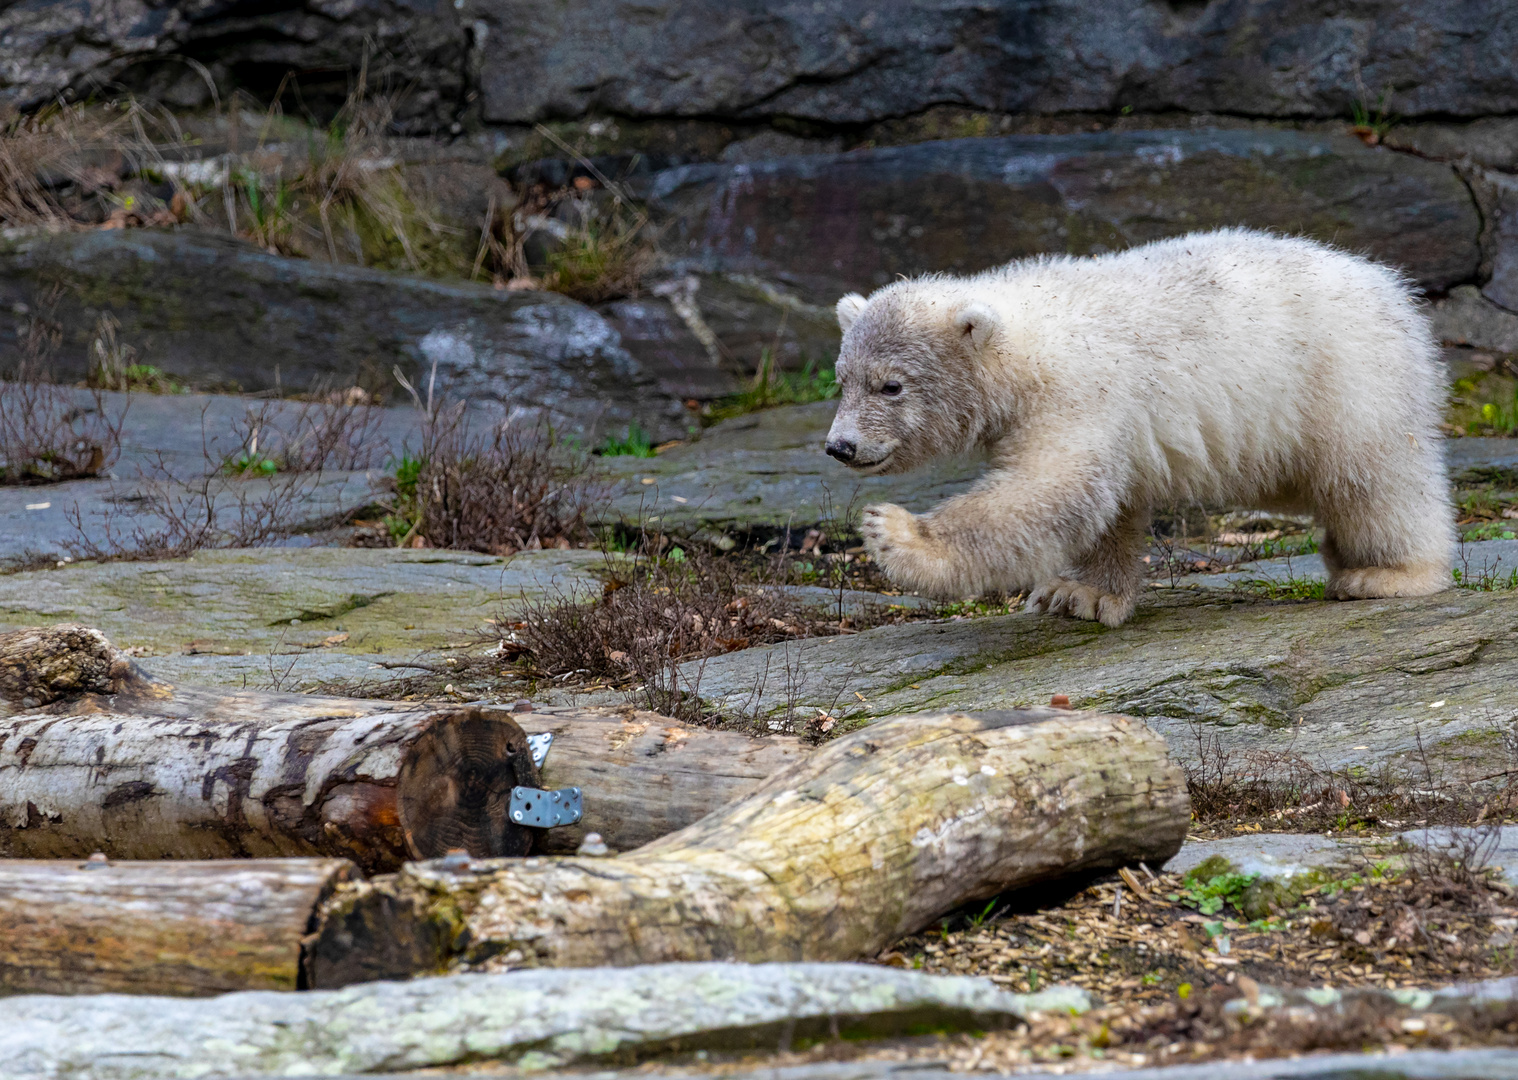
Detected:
left=832, top=228, right=1454, bottom=626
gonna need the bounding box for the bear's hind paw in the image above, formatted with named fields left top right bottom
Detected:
left=1026, top=579, right=1135, bottom=628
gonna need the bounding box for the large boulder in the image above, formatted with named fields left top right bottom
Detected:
left=0, top=228, right=688, bottom=438
left=638, top=129, right=1483, bottom=298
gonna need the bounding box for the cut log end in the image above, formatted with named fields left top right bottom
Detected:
left=398, top=707, right=541, bottom=861
left=0, top=623, right=134, bottom=711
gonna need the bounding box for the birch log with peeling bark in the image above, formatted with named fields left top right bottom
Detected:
left=0, top=625, right=541, bottom=872
left=304, top=708, right=1188, bottom=986
left=0, top=625, right=804, bottom=868
left=0, top=856, right=354, bottom=995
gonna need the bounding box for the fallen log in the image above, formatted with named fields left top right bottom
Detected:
left=0, top=624, right=803, bottom=868
left=516, top=706, right=806, bottom=854
left=0, top=625, right=542, bottom=872
left=304, top=708, right=1188, bottom=986
left=0, top=856, right=354, bottom=995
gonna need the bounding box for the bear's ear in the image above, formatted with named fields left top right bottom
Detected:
left=836, top=293, right=868, bottom=333
left=954, top=301, right=1001, bottom=351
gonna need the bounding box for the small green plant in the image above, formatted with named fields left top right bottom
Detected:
left=1453, top=563, right=1518, bottom=591
left=936, top=595, right=1020, bottom=619
left=967, top=899, right=1000, bottom=928
left=1237, top=575, right=1327, bottom=601
left=1350, top=88, right=1395, bottom=144
left=1164, top=857, right=1259, bottom=916
left=708, top=351, right=839, bottom=422
left=1463, top=521, right=1517, bottom=542
left=223, top=449, right=279, bottom=476
left=385, top=453, right=424, bottom=540
left=598, top=422, right=657, bottom=458
left=1480, top=387, right=1518, bottom=435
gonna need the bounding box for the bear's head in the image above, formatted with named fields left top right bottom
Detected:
left=824, top=285, right=1001, bottom=474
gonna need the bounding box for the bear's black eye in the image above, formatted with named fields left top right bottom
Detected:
left=880, top=381, right=902, bottom=396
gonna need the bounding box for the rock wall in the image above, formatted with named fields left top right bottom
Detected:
left=474, top=0, right=1518, bottom=125
left=639, top=129, right=1483, bottom=297
left=7, top=2, right=1518, bottom=127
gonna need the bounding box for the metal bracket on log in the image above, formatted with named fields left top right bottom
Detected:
left=510, top=786, right=583, bottom=828
left=526, top=732, right=553, bottom=769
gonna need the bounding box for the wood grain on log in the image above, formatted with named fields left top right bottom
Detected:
left=306, top=708, right=1188, bottom=985
left=517, top=708, right=806, bottom=854
left=0, top=625, right=803, bottom=869
left=0, top=856, right=354, bottom=995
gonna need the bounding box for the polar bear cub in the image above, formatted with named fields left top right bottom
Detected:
left=824, top=228, right=1453, bottom=627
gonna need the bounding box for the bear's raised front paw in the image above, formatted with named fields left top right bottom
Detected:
left=861, top=503, right=953, bottom=594
left=1026, top=578, right=1135, bottom=628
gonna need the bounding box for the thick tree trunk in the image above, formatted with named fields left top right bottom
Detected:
left=0, top=625, right=804, bottom=869
left=0, top=856, right=354, bottom=995
left=305, top=708, right=1188, bottom=987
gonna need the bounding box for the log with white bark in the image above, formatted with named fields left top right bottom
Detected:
left=304, top=708, right=1188, bottom=986
left=0, top=856, right=354, bottom=995
left=0, top=624, right=804, bottom=869
left=0, top=625, right=542, bottom=872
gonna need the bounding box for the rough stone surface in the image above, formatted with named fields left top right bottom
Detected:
left=0, top=963, right=1085, bottom=1079
left=609, top=1048, right=1518, bottom=1080
left=1432, top=288, right=1518, bottom=354
left=471, top=2, right=1518, bottom=126
left=596, top=400, right=981, bottom=536
left=639, top=130, right=1482, bottom=297
left=0, top=547, right=601, bottom=692
left=683, top=582, right=1518, bottom=776
left=0, top=1, right=469, bottom=128
left=8, top=2, right=1518, bottom=130
left=1165, top=835, right=1362, bottom=883
left=1402, top=827, right=1518, bottom=887
left=1484, top=182, right=1518, bottom=314
left=0, top=229, right=687, bottom=439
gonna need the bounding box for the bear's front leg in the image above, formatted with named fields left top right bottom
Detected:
left=1024, top=507, right=1148, bottom=628
left=861, top=503, right=965, bottom=597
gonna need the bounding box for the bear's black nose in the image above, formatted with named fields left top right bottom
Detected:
left=826, top=438, right=856, bottom=462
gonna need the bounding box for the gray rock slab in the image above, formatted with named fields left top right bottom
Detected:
left=590, top=1048, right=1518, bottom=1080
left=0, top=547, right=602, bottom=692
left=683, top=586, right=1518, bottom=775
left=1165, top=834, right=1361, bottom=882
left=1, top=471, right=391, bottom=564
left=1400, top=826, right=1518, bottom=886
left=0, top=963, right=1088, bottom=1080
left=0, top=229, right=687, bottom=440
left=639, top=129, right=1480, bottom=297
left=595, top=401, right=982, bottom=535
left=1175, top=539, right=1518, bottom=590
left=1449, top=440, right=1518, bottom=478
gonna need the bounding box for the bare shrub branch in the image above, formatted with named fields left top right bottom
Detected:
left=0, top=309, right=125, bottom=486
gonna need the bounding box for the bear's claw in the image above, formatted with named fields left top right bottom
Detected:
left=1026, top=578, right=1134, bottom=628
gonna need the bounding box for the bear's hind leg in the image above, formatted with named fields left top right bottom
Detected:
left=1319, top=487, right=1452, bottom=601
left=1026, top=508, right=1148, bottom=628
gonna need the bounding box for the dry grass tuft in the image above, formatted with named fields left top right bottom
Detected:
left=0, top=308, right=125, bottom=485
left=384, top=374, right=602, bottom=554
left=1183, top=726, right=1518, bottom=835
